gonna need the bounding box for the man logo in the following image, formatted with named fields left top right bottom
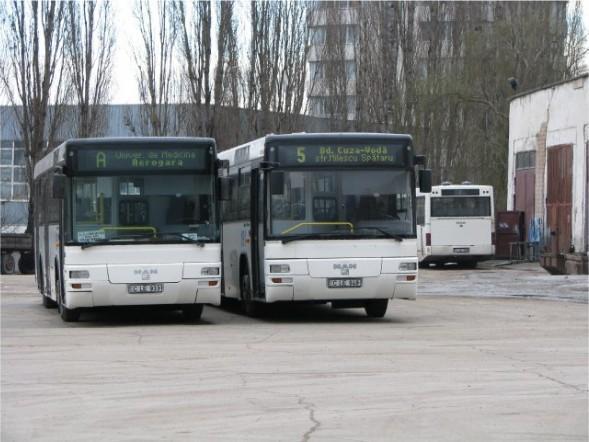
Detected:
left=333, top=263, right=357, bottom=276
left=134, top=268, right=158, bottom=281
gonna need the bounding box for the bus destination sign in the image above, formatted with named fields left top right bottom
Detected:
left=75, top=147, right=209, bottom=172
left=275, top=144, right=406, bottom=167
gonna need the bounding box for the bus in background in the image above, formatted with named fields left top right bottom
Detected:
left=33, top=137, right=224, bottom=322
left=416, top=183, right=495, bottom=268
left=219, top=133, right=431, bottom=318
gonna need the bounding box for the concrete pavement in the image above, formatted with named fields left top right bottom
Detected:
left=1, top=266, right=587, bottom=441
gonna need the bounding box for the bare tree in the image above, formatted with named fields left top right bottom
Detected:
left=133, top=0, right=179, bottom=136
left=273, top=1, right=308, bottom=132
left=65, top=1, right=115, bottom=137
left=173, top=0, right=212, bottom=135
left=0, top=1, right=67, bottom=233
left=352, top=1, right=584, bottom=209
left=247, top=1, right=309, bottom=135
left=564, top=1, right=587, bottom=77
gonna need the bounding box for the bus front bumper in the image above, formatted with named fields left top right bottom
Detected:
left=427, top=244, right=495, bottom=260
left=264, top=273, right=417, bottom=303
left=65, top=280, right=221, bottom=309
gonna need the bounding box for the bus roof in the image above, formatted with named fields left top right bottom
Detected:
left=265, top=133, right=412, bottom=145
left=62, top=136, right=216, bottom=147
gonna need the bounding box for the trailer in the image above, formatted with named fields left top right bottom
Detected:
left=1, top=232, right=34, bottom=274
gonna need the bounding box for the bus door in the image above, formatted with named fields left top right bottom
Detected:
left=416, top=195, right=426, bottom=259
left=546, top=144, right=573, bottom=256
left=250, top=168, right=264, bottom=299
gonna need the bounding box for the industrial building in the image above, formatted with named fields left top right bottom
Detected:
left=507, top=73, right=588, bottom=274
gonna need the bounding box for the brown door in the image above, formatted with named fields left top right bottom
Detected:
left=514, top=168, right=535, bottom=235
left=546, top=144, right=572, bottom=255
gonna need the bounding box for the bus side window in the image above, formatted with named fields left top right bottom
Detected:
left=416, top=196, right=425, bottom=225
left=238, top=169, right=251, bottom=219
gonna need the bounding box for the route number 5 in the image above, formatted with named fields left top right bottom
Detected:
left=297, top=147, right=306, bottom=163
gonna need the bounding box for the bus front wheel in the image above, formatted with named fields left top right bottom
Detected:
left=182, top=304, right=204, bottom=321
left=240, top=271, right=261, bottom=317
left=365, top=299, right=388, bottom=318
left=56, top=274, right=80, bottom=322
left=42, top=293, right=57, bottom=308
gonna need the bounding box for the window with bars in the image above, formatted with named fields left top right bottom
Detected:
left=516, top=150, right=535, bottom=170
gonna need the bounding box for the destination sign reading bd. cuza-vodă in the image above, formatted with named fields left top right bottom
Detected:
left=74, top=146, right=210, bottom=172
left=274, top=144, right=406, bottom=167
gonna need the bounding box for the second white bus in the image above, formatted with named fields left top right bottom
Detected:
left=219, top=133, right=432, bottom=317
left=416, top=183, right=495, bottom=268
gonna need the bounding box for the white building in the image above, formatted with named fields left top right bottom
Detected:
left=507, top=73, right=588, bottom=274
left=307, top=1, right=359, bottom=120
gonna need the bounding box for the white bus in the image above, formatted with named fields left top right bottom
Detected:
left=33, top=137, right=224, bottom=322
left=219, top=133, right=432, bottom=317
left=416, top=183, right=495, bottom=268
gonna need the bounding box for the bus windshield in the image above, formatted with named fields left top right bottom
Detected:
left=430, top=196, right=491, bottom=217
left=268, top=169, right=414, bottom=238
left=68, top=174, right=218, bottom=244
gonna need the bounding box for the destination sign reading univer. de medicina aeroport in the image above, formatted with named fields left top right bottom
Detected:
left=73, top=146, right=210, bottom=172
left=273, top=144, right=407, bottom=167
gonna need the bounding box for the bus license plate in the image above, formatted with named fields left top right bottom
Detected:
left=128, top=283, right=164, bottom=294
left=327, top=278, right=362, bottom=289
left=453, top=248, right=470, bottom=253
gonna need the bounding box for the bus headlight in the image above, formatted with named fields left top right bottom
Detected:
left=201, top=267, right=220, bottom=276
left=69, top=270, right=89, bottom=279
left=399, top=262, right=417, bottom=271
left=269, top=264, right=290, bottom=273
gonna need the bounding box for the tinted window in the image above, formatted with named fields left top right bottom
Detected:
left=269, top=169, right=414, bottom=237
left=431, top=196, right=491, bottom=217
left=71, top=174, right=217, bottom=243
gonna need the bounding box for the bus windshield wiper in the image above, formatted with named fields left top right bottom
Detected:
left=80, top=234, right=151, bottom=249
left=355, top=226, right=404, bottom=242
left=152, top=232, right=211, bottom=247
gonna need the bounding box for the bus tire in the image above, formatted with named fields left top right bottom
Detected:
left=56, top=273, right=80, bottom=322
left=182, top=304, right=204, bottom=321
left=19, top=252, right=35, bottom=274
left=460, top=260, right=477, bottom=269
left=1, top=253, right=16, bottom=274
left=42, top=293, right=57, bottom=308
left=365, top=299, right=388, bottom=318
left=240, top=270, right=260, bottom=317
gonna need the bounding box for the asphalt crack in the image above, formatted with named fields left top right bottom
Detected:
left=474, top=346, right=586, bottom=393
left=298, top=396, right=321, bottom=442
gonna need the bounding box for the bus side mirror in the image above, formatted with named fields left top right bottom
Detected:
left=419, top=169, right=432, bottom=193
left=270, top=171, right=284, bottom=195
left=52, top=173, right=66, bottom=199
left=218, top=176, right=231, bottom=201
left=414, top=155, right=426, bottom=166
